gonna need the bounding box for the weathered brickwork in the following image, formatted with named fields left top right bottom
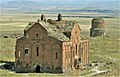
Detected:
left=15, top=14, right=89, bottom=73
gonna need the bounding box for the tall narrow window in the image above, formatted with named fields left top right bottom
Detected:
left=76, top=45, right=77, bottom=55
left=56, top=52, right=58, bottom=59
left=18, top=51, right=21, bottom=57
left=37, top=47, right=39, bottom=56
left=64, top=45, right=66, bottom=51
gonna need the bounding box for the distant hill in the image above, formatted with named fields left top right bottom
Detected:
left=1, top=0, right=119, bottom=13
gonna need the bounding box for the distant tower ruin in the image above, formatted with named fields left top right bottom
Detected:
left=41, top=14, right=46, bottom=21
left=90, top=18, right=105, bottom=37
left=58, top=14, right=62, bottom=21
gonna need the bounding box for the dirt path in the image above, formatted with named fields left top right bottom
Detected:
left=85, top=66, right=109, bottom=76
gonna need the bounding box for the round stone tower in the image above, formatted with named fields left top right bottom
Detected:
left=58, top=14, right=62, bottom=21
left=90, top=17, right=105, bottom=37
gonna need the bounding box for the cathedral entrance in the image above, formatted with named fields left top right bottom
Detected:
left=74, top=58, right=80, bottom=69
left=35, top=65, right=41, bottom=73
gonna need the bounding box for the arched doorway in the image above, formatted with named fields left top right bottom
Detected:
left=74, top=58, right=81, bottom=69
left=74, top=59, right=77, bottom=69
left=35, top=65, right=41, bottom=73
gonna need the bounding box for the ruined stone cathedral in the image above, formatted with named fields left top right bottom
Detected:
left=15, top=14, right=89, bottom=73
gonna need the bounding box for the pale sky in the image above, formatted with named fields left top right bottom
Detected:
left=1, top=0, right=118, bottom=3
left=1, top=0, right=119, bottom=5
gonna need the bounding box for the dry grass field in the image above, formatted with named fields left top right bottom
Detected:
left=0, top=12, right=120, bottom=77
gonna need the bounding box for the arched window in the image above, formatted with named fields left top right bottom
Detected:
left=24, top=48, right=28, bottom=56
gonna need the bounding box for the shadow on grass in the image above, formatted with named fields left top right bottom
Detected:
left=0, top=60, right=15, bottom=72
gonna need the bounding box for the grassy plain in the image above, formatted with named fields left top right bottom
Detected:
left=0, top=12, right=120, bottom=76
